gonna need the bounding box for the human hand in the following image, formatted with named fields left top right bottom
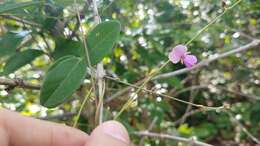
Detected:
left=0, top=109, right=130, bottom=146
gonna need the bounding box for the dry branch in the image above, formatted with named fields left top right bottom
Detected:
left=0, top=77, right=40, bottom=90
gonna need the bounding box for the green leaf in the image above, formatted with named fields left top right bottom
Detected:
left=3, top=49, right=44, bottom=75
left=192, top=123, right=217, bottom=139
left=0, top=32, right=24, bottom=57
left=87, top=20, right=121, bottom=65
left=52, top=38, right=84, bottom=60
left=40, top=55, right=86, bottom=108
left=0, top=1, right=43, bottom=14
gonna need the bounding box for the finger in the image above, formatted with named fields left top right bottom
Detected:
left=0, top=109, right=88, bottom=146
left=86, top=121, right=130, bottom=146
left=0, top=125, right=9, bottom=146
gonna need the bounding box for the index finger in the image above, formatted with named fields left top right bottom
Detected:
left=0, top=109, right=88, bottom=146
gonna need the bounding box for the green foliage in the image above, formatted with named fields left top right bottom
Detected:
left=0, top=1, right=43, bottom=13
left=0, top=32, right=24, bottom=57
left=52, top=38, right=84, bottom=59
left=40, top=56, right=86, bottom=108
left=87, top=20, right=121, bottom=65
left=0, top=0, right=260, bottom=145
left=3, top=49, right=43, bottom=75
left=192, top=123, right=218, bottom=139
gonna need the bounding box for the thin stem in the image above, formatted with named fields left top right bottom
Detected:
left=39, top=33, right=53, bottom=59
left=73, top=0, right=97, bottom=115
left=185, top=0, right=243, bottom=46
left=91, top=0, right=105, bottom=125
left=73, top=0, right=93, bottom=69
left=106, top=76, right=224, bottom=110
left=92, top=0, right=101, bottom=23
left=114, top=60, right=170, bottom=119
left=101, top=0, right=117, bottom=14
left=73, top=87, right=93, bottom=128
left=138, top=117, right=158, bottom=146
left=228, top=112, right=260, bottom=144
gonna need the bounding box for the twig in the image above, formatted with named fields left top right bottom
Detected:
left=173, top=108, right=203, bottom=126
left=91, top=0, right=104, bottom=125
left=105, top=76, right=225, bottom=110
left=91, top=0, right=101, bottom=23
left=153, top=39, right=260, bottom=80
left=179, top=75, right=199, bottom=125
left=228, top=112, right=260, bottom=144
left=173, top=85, right=208, bottom=96
left=39, top=33, right=53, bottom=59
left=0, top=77, right=40, bottom=90
left=185, top=0, right=242, bottom=46
left=74, top=0, right=97, bottom=125
left=73, top=0, right=94, bottom=71
left=173, top=84, right=260, bottom=100
left=73, top=87, right=93, bottom=128
left=105, top=78, right=145, bottom=103
left=133, top=131, right=214, bottom=146
left=217, top=86, right=260, bottom=100
left=138, top=117, right=158, bottom=146
left=0, top=14, right=42, bottom=28
left=68, top=1, right=89, bottom=39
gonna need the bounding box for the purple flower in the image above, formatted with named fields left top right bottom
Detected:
left=168, top=45, right=198, bottom=68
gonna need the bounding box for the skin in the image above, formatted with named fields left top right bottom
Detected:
left=0, top=109, right=130, bottom=146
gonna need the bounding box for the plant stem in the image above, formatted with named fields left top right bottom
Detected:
left=73, top=87, right=93, bottom=128
left=106, top=76, right=223, bottom=111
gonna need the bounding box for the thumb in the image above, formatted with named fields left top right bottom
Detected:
left=86, top=121, right=130, bottom=146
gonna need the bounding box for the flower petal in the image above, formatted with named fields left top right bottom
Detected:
left=168, top=45, right=187, bottom=64
left=168, top=51, right=181, bottom=63
left=183, top=54, right=197, bottom=68
left=173, top=45, right=187, bottom=57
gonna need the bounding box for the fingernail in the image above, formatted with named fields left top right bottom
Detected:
left=102, top=121, right=130, bottom=144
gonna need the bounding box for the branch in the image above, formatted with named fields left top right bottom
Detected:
left=91, top=0, right=101, bottom=23
left=0, top=77, right=40, bottom=90
left=0, top=14, right=42, bottom=28
left=133, top=131, right=214, bottom=146
left=105, top=78, right=145, bottom=103
left=138, top=117, right=158, bottom=146
left=173, top=84, right=260, bottom=100
left=153, top=40, right=260, bottom=80
left=228, top=112, right=260, bottom=144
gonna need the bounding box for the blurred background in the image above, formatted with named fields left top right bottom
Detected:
left=0, top=0, right=260, bottom=146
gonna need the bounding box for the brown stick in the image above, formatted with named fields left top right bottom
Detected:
left=0, top=78, right=40, bottom=90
